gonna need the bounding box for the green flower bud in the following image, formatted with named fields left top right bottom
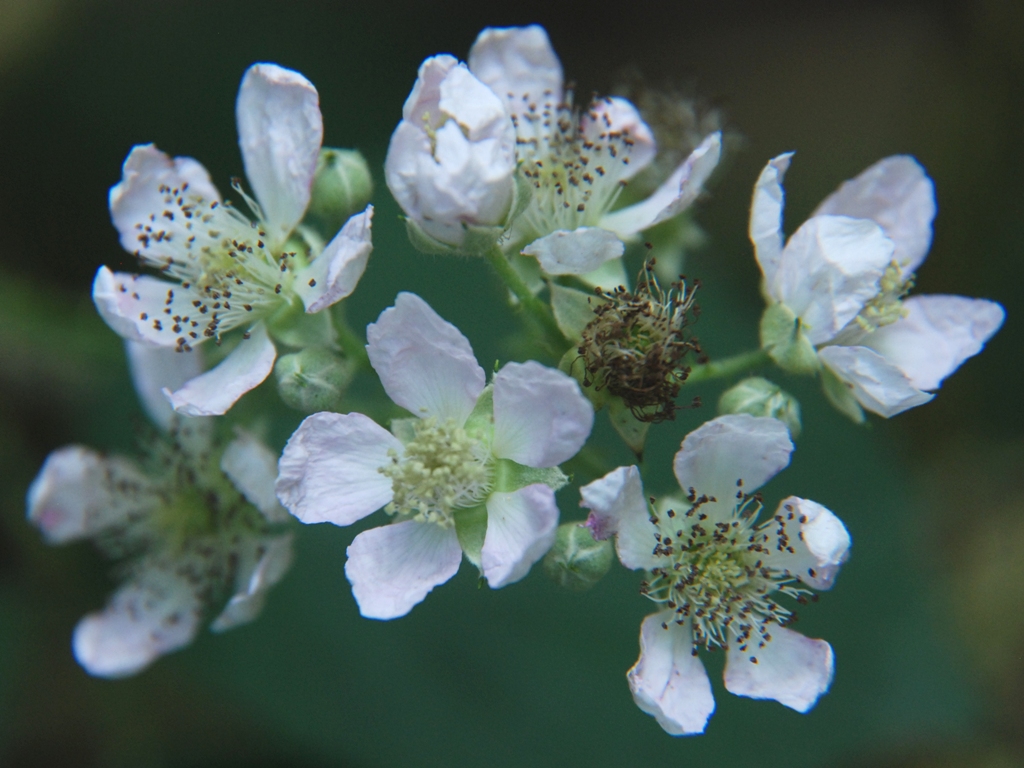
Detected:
left=718, top=376, right=802, bottom=437
left=543, top=522, right=614, bottom=591
left=305, top=148, right=373, bottom=239
left=274, top=348, right=354, bottom=413
left=759, top=302, right=820, bottom=375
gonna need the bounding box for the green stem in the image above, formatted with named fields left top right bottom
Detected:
left=331, top=306, right=371, bottom=371
left=686, top=348, right=771, bottom=384
left=484, top=246, right=570, bottom=353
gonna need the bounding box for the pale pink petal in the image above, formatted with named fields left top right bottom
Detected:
left=491, top=361, right=593, bottom=467
left=366, top=292, right=485, bottom=424
left=295, top=205, right=374, bottom=313
left=467, top=25, right=563, bottom=110
left=221, top=431, right=289, bottom=523
left=813, top=155, right=935, bottom=274
left=236, top=63, right=322, bottom=247
left=481, top=484, right=559, bottom=588
left=724, top=625, right=834, bottom=712
left=210, top=534, right=294, bottom=632
left=862, top=294, right=1005, bottom=391
left=276, top=411, right=400, bottom=526
left=749, top=153, right=793, bottom=287
left=163, top=323, right=276, bottom=416
left=579, top=96, right=657, bottom=181
left=628, top=612, right=715, bottom=736
left=125, top=341, right=204, bottom=430
left=580, top=466, right=657, bottom=571
left=401, top=55, right=459, bottom=129
left=758, top=497, right=851, bottom=590
left=818, top=345, right=933, bottom=418
left=92, top=267, right=203, bottom=347
left=521, top=227, right=624, bottom=276
left=345, top=520, right=462, bottom=619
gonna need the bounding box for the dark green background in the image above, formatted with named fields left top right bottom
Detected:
left=0, top=1, right=1021, bottom=765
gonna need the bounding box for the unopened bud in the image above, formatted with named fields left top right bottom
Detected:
left=275, top=348, right=354, bottom=413
left=718, top=377, right=801, bottom=437
left=306, top=148, right=373, bottom=239
left=543, top=522, right=614, bottom=591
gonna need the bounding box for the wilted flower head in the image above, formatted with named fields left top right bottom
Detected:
left=582, top=415, right=849, bottom=735
left=94, top=63, right=374, bottom=416
left=751, top=153, right=1004, bottom=419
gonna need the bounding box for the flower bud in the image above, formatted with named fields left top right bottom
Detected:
left=274, top=348, right=354, bottom=413
left=305, top=148, right=373, bottom=239
left=543, top=522, right=614, bottom=591
left=718, top=377, right=802, bottom=437
left=385, top=54, right=517, bottom=254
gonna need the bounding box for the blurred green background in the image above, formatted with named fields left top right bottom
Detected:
left=0, top=0, right=1021, bottom=765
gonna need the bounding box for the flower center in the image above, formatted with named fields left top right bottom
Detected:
left=641, top=492, right=812, bottom=651
left=379, top=417, right=493, bottom=527
left=854, top=261, right=914, bottom=333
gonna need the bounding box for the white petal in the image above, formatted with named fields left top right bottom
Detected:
left=628, top=612, right=715, bottom=736
left=108, top=144, right=221, bottom=264
left=724, top=625, right=834, bottom=713
left=26, top=446, right=154, bottom=544
left=520, top=227, right=625, bottom=276
left=481, top=484, right=559, bottom=588
left=601, top=132, right=722, bottom=238
left=401, top=55, right=459, bottom=128
left=295, top=205, right=374, bottom=313
left=760, top=497, right=851, bottom=590
left=862, top=294, right=1005, bottom=391
left=772, top=215, right=894, bottom=345
left=72, top=561, right=203, bottom=678
left=468, top=25, right=563, bottom=109
left=813, top=155, right=935, bottom=274
left=92, top=267, right=203, bottom=347
left=748, top=152, right=793, bottom=288
left=345, top=520, right=462, bottom=619
left=210, top=534, right=294, bottom=632
left=491, top=360, right=594, bottom=467
left=366, top=292, right=485, bottom=424
left=163, top=323, right=276, bottom=416
left=236, top=63, right=322, bottom=247
left=673, top=415, right=793, bottom=526
left=579, top=97, right=657, bottom=181
left=578, top=256, right=629, bottom=292
left=439, top=63, right=514, bottom=142
left=276, top=411, right=400, bottom=526
left=579, top=466, right=657, bottom=571
left=818, top=345, right=933, bottom=418
left=221, top=431, right=289, bottom=523
left=125, top=341, right=204, bottom=431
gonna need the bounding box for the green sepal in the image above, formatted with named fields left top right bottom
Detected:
left=718, top=376, right=802, bottom=438
left=304, top=148, right=373, bottom=241
left=266, top=298, right=338, bottom=350
left=463, top=385, right=494, bottom=438
left=493, top=458, right=568, bottom=494
left=542, top=522, right=614, bottom=591
left=759, top=302, right=820, bottom=375
left=549, top=282, right=601, bottom=343
left=388, top=417, right=419, bottom=443
left=821, top=366, right=866, bottom=424
left=453, top=504, right=488, bottom=570
left=274, top=347, right=354, bottom=413
left=608, top=396, right=651, bottom=460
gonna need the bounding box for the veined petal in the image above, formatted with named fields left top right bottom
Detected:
left=481, top=484, right=559, bottom=588
left=402, top=55, right=459, bottom=129
left=491, top=361, right=593, bottom=467
left=125, top=340, right=204, bottom=431
left=749, top=152, right=793, bottom=288
left=628, top=612, right=715, bottom=736
left=759, top=497, right=850, bottom=590
left=295, top=205, right=374, bottom=313
left=724, top=626, right=834, bottom=713
left=366, top=292, right=485, bottom=424
left=345, top=520, right=462, bottom=619
left=27, top=446, right=155, bottom=544
left=579, top=97, right=657, bottom=180
left=818, top=345, right=933, bottom=418
left=580, top=466, right=657, bottom=571
left=520, top=227, right=624, bottom=276
left=276, top=411, right=400, bottom=526
left=439, top=64, right=513, bottom=142
left=772, top=215, right=894, bottom=345
left=673, top=415, right=793, bottom=527
left=72, top=559, right=204, bottom=678
left=236, top=63, right=322, bottom=247
left=109, top=144, right=221, bottom=264
left=812, top=155, right=935, bottom=274
left=210, top=533, right=294, bottom=632
left=93, top=267, right=203, bottom=347
left=468, top=25, right=563, bottom=110
left=221, top=430, right=289, bottom=523
left=861, top=294, right=1005, bottom=392
left=163, top=323, right=276, bottom=416
left=601, top=132, right=722, bottom=238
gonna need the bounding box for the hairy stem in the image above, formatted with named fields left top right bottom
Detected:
left=331, top=306, right=371, bottom=370
left=686, top=348, right=771, bottom=384
left=484, top=246, right=570, bottom=353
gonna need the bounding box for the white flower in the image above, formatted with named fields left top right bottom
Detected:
left=94, top=63, right=374, bottom=417
left=276, top=292, right=594, bottom=619
left=26, top=347, right=292, bottom=678
left=467, top=25, right=722, bottom=276
left=581, top=414, right=849, bottom=735
left=385, top=55, right=518, bottom=250
left=751, top=153, right=1004, bottom=418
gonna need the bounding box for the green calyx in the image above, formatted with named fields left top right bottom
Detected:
left=759, top=302, right=820, bottom=375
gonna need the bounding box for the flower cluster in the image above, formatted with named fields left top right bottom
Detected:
left=26, top=22, right=1005, bottom=741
